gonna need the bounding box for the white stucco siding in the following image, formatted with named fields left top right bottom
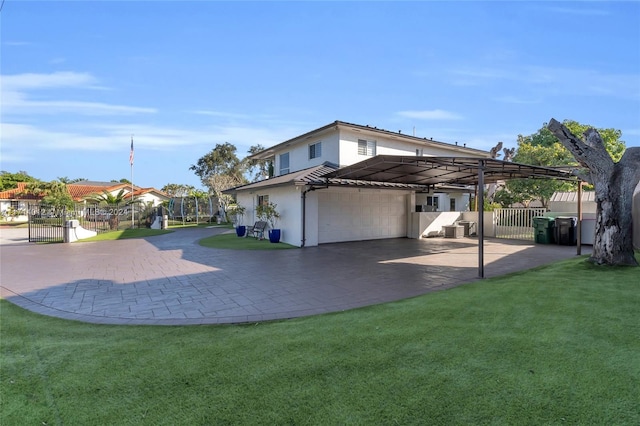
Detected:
left=273, top=133, right=341, bottom=176
left=235, top=186, right=303, bottom=246
left=316, top=188, right=408, bottom=244
left=338, top=129, right=485, bottom=167
left=137, top=193, right=167, bottom=207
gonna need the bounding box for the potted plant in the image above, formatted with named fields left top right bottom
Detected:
left=256, top=201, right=281, bottom=243
left=228, top=203, right=247, bottom=237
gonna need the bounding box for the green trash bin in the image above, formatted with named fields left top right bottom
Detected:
left=533, top=216, right=555, bottom=244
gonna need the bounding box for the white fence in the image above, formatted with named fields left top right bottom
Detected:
left=494, top=208, right=546, bottom=241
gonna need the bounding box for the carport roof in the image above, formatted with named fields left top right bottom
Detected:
left=322, top=155, right=579, bottom=186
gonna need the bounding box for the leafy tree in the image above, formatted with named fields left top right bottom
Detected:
left=206, top=174, right=243, bottom=222
left=548, top=119, right=638, bottom=266
left=506, top=120, right=624, bottom=208
left=21, top=179, right=74, bottom=210
left=190, top=142, right=245, bottom=183
left=0, top=171, right=37, bottom=191
left=191, top=143, right=250, bottom=221
left=244, top=144, right=270, bottom=182
left=161, top=184, right=195, bottom=197
left=57, top=176, right=86, bottom=184
left=493, top=187, right=520, bottom=208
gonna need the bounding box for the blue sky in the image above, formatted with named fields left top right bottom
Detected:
left=1, top=1, right=639, bottom=191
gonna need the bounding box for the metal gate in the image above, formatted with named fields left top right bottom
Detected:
left=494, top=208, right=546, bottom=241
left=27, top=203, right=151, bottom=242
left=27, top=203, right=109, bottom=243
left=28, top=205, right=66, bottom=243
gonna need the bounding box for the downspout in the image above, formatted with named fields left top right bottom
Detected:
left=300, top=184, right=327, bottom=247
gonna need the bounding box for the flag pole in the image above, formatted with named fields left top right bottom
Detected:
left=130, top=135, right=135, bottom=229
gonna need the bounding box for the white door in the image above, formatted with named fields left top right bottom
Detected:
left=317, top=190, right=407, bottom=244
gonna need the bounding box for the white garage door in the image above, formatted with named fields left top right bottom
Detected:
left=317, top=190, right=407, bottom=244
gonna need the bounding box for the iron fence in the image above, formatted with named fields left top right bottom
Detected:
left=27, top=202, right=158, bottom=242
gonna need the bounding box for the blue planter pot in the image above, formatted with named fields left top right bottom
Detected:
left=236, top=226, right=246, bottom=237
left=268, top=229, right=281, bottom=243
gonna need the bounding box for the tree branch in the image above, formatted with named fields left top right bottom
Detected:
left=547, top=118, right=613, bottom=175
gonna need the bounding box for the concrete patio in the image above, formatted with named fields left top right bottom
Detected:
left=0, top=226, right=590, bottom=325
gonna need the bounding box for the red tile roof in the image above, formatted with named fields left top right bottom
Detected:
left=0, top=183, right=41, bottom=200
left=1, top=182, right=166, bottom=202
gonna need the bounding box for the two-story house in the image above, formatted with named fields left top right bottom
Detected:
left=229, top=120, right=491, bottom=247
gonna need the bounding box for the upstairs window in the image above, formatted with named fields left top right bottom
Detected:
left=358, top=139, right=376, bottom=156
left=309, top=142, right=322, bottom=159
left=279, top=152, right=290, bottom=175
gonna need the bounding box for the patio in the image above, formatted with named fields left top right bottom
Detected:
left=0, top=226, right=590, bottom=325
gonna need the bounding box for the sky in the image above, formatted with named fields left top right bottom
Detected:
left=1, top=1, right=639, bottom=191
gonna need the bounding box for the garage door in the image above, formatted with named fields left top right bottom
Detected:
left=318, top=190, right=407, bottom=244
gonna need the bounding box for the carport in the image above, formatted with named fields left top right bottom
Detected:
left=323, top=155, right=582, bottom=278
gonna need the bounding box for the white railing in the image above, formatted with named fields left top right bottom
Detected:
left=494, top=208, right=546, bottom=241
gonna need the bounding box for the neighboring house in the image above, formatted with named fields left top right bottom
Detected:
left=124, top=187, right=171, bottom=207
left=228, top=120, right=491, bottom=247
left=0, top=181, right=169, bottom=220
left=0, top=183, right=40, bottom=221
left=549, top=191, right=596, bottom=214
left=549, top=188, right=640, bottom=249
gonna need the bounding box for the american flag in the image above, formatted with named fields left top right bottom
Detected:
left=129, top=137, right=134, bottom=166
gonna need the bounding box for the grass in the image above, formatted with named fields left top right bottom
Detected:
left=199, top=232, right=296, bottom=250
left=0, top=221, right=28, bottom=228
left=78, top=228, right=173, bottom=241
left=1, top=255, right=639, bottom=425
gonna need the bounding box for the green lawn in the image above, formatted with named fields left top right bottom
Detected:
left=78, top=228, right=174, bottom=241
left=1, top=255, right=639, bottom=425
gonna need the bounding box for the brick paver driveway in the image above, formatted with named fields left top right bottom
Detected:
left=0, top=226, right=589, bottom=325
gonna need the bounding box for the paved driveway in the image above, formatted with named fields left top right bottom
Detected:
left=0, top=227, right=590, bottom=325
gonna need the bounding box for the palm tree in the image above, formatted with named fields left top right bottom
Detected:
left=86, top=189, right=129, bottom=230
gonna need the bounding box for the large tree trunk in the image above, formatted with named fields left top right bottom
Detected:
left=548, top=119, right=640, bottom=266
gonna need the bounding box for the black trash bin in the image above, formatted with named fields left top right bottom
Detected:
left=533, top=216, right=555, bottom=244
left=555, top=216, right=577, bottom=246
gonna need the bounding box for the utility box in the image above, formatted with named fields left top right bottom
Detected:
left=457, top=221, right=475, bottom=237
left=555, top=216, right=578, bottom=246
left=443, top=225, right=464, bottom=239
left=533, top=217, right=555, bottom=244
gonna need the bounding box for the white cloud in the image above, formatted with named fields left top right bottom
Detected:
left=0, top=120, right=305, bottom=161
left=449, top=66, right=640, bottom=100
left=1, top=71, right=156, bottom=116
left=2, top=71, right=98, bottom=90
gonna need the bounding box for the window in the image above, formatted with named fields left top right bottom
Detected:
left=257, top=195, right=269, bottom=207
left=426, top=196, right=439, bottom=212
left=309, top=142, right=322, bottom=159
left=279, top=152, right=289, bottom=175
left=10, top=201, right=19, bottom=209
left=358, top=139, right=376, bottom=156
left=416, top=148, right=424, bottom=156
left=450, top=198, right=456, bottom=211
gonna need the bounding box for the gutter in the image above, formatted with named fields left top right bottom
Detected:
left=300, top=183, right=328, bottom=248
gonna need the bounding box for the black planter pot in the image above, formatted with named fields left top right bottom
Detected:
left=268, top=229, right=281, bottom=243
left=236, top=226, right=246, bottom=237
